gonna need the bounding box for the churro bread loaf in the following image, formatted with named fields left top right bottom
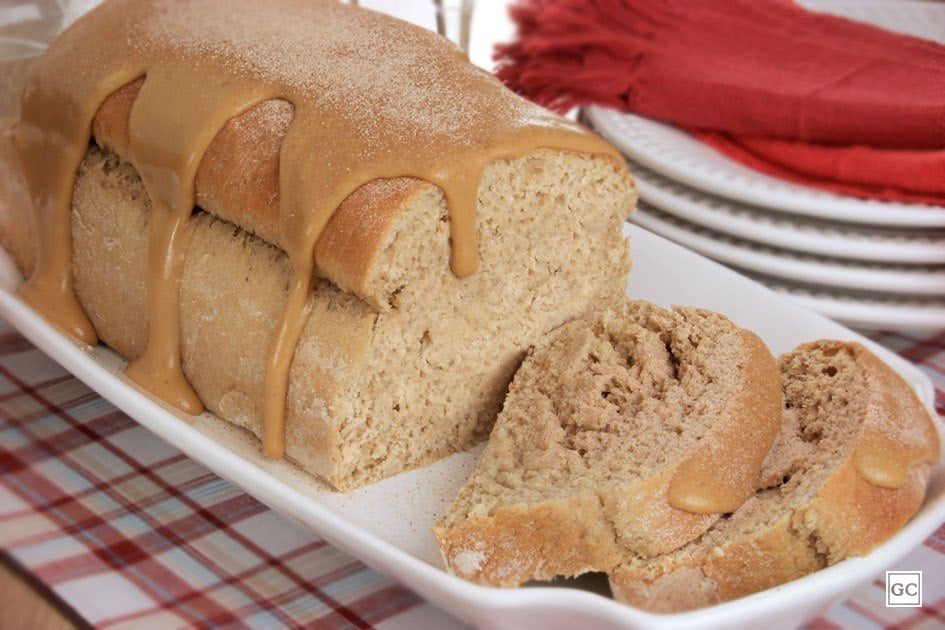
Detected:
left=433, top=299, right=781, bottom=586
left=0, top=0, right=635, bottom=489
left=610, top=341, right=940, bottom=612
left=3, top=141, right=632, bottom=490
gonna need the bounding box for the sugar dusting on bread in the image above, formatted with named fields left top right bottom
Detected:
left=452, top=549, right=486, bottom=576
left=129, top=0, right=546, bottom=146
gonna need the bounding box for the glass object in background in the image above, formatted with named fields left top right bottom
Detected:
left=0, top=0, right=102, bottom=41
left=0, top=0, right=104, bottom=118
left=433, top=0, right=475, bottom=52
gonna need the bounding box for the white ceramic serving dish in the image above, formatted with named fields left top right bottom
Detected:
left=1, top=224, right=941, bottom=630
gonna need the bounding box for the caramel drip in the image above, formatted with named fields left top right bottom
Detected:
left=853, top=434, right=924, bottom=489
left=15, top=0, right=620, bottom=458
left=124, top=66, right=276, bottom=414
left=667, top=335, right=782, bottom=515
left=263, top=272, right=312, bottom=458
left=852, top=364, right=940, bottom=489
left=16, top=46, right=141, bottom=343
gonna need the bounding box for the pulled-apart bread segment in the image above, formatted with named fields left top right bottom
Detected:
left=610, top=340, right=940, bottom=613
left=433, top=299, right=782, bottom=586
left=35, top=138, right=631, bottom=490
left=1, top=0, right=637, bottom=490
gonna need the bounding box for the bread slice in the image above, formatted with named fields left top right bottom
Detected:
left=433, top=299, right=782, bottom=586
left=610, top=340, right=941, bottom=613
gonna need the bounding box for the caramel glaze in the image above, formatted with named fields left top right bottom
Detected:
left=668, top=333, right=783, bottom=515
left=855, top=432, right=935, bottom=490
left=14, top=0, right=621, bottom=459
left=851, top=347, right=940, bottom=490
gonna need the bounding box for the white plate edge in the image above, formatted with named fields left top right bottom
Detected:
left=632, top=207, right=945, bottom=295
left=780, top=289, right=945, bottom=331
left=632, top=167, right=945, bottom=264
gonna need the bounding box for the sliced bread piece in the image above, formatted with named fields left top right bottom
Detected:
left=433, top=299, right=782, bottom=586
left=610, top=340, right=941, bottom=612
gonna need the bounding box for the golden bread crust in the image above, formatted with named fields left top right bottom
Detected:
left=91, top=79, right=434, bottom=308
left=611, top=464, right=933, bottom=612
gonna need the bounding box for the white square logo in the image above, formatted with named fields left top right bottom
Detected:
left=886, top=571, right=922, bottom=607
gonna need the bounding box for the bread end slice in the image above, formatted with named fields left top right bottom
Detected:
left=610, top=340, right=940, bottom=612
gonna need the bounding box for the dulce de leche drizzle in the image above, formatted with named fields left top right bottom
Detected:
left=852, top=352, right=940, bottom=489
left=854, top=434, right=931, bottom=490
left=667, top=337, right=782, bottom=515
left=15, top=0, right=620, bottom=458
left=124, top=67, right=274, bottom=414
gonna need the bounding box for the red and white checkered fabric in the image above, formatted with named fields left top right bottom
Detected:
left=1, top=318, right=943, bottom=629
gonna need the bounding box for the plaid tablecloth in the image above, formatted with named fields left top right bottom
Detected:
left=0, top=318, right=943, bottom=629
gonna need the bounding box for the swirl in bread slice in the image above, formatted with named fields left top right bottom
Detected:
left=433, top=299, right=781, bottom=586
left=610, top=340, right=941, bottom=612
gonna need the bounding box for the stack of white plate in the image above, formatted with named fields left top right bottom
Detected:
left=583, top=0, right=945, bottom=332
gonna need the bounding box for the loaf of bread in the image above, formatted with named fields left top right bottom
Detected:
left=433, top=299, right=782, bottom=586
left=2, top=142, right=632, bottom=490
left=0, top=1, right=636, bottom=489
left=609, top=340, right=940, bottom=612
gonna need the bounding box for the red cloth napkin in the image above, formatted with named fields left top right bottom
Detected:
left=496, top=0, right=945, bottom=206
